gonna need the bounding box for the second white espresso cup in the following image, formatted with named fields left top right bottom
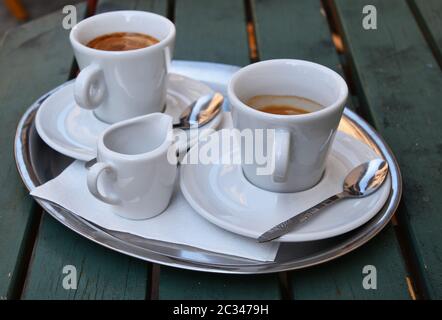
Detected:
left=70, top=11, right=175, bottom=124
left=228, top=59, right=348, bottom=193
left=87, top=113, right=177, bottom=219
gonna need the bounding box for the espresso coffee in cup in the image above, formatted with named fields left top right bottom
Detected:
left=246, top=95, right=323, bottom=115
left=87, top=32, right=159, bottom=51
left=70, top=11, right=175, bottom=124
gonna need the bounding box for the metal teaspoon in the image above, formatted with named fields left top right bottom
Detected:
left=258, top=159, right=389, bottom=243
left=173, top=92, right=224, bottom=129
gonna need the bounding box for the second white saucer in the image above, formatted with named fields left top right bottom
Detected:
left=35, top=73, right=221, bottom=161
left=180, top=127, right=391, bottom=242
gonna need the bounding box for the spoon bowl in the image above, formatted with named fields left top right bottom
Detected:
left=343, top=159, right=389, bottom=197
left=173, top=92, right=224, bottom=129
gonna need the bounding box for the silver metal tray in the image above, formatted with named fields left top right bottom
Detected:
left=14, top=61, right=402, bottom=274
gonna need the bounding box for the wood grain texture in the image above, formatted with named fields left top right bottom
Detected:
left=252, top=0, right=410, bottom=299
left=21, top=0, right=168, bottom=300
left=409, top=0, right=442, bottom=66
left=0, top=3, right=88, bottom=300
left=291, top=226, right=410, bottom=299
left=157, top=0, right=281, bottom=299
left=95, top=0, right=167, bottom=13
left=173, top=0, right=250, bottom=66
left=22, top=215, right=148, bottom=299
left=159, top=267, right=281, bottom=300
left=252, top=0, right=338, bottom=69
left=334, top=0, right=442, bottom=298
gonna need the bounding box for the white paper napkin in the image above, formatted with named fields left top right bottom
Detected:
left=31, top=160, right=280, bottom=262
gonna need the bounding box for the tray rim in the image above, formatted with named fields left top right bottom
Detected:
left=14, top=60, right=402, bottom=274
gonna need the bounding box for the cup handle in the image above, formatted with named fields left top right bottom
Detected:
left=273, top=129, right=291, bottom=183
left=87, top=162, right=120, bottom=205
left=74, top=64, right=106, bottom=110
left=164, top=46, right=172, bottom=73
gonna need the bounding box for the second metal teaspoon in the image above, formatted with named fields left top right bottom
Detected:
left=258, top=159, right=389, bottom=243
left=173, top=92, right=224, bottom=129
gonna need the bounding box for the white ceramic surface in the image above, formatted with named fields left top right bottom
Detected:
left=228, top=59, right=348, bottom=192
left=70, top=11, right=175, bottom=123
left=87, top=113, right=177, bottom=219
left=35, top=74, right=221, bottom=161
left=180, top=125, right=391, bottom=242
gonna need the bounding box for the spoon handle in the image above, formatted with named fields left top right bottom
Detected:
left=258, top=193, right=346, bottom=243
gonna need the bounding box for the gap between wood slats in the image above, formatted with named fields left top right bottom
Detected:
left=9, top=207, right=43, bottom=300
left=322, top=0, right=422, bottom=299
left=147, top=0, right=175, bottom=300
left=245, top=0, right=259, bottom=62
left=321, top=0, right=356, bottom=96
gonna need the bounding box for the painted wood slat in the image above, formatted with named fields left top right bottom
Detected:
left=21, top=0, right=168, bottom=300
left=409, top=0, right=442, bottom=66
left=292, top=225, right=410, bottom=299
left=158, top=0, right=281, bottom=299
left=173, top=0, right=250, bottom=66
left=0, top=4, right=88, bottom=300
left=159, top=267, right=281, bottom=300
left=23, top=216, right=149, bottom=299
left=252, top=0, right=339, bottom=69
left=334, top=0, right=442, bottom=298
left=252, top=0, right=410, bottom=299
left=251, top=0, right=364, bottom=109
left=95, top=0, right=167, bottom=13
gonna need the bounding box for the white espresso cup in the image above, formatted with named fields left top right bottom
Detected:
left=87, top=113, right=177, bottom=219
left=70, top=11, right=175, bottom=124
left=228, top=59, right=348, bottom=193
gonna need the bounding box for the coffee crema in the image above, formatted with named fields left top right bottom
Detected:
left=246, top=95, right=323, bottom=115
left=87, top=32, right=159, bottom=51
left=258, top=104, right=310, bottom=115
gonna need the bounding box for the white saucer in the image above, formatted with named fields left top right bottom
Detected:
left=180, top=128, right=392, bottom=242
left=35, top=74, right=221, bottom=161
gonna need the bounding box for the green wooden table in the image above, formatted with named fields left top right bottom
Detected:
left=1, top=0, right=441, bottom=300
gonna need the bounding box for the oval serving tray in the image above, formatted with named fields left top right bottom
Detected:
left=14, top=60, right=402, bottom=274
